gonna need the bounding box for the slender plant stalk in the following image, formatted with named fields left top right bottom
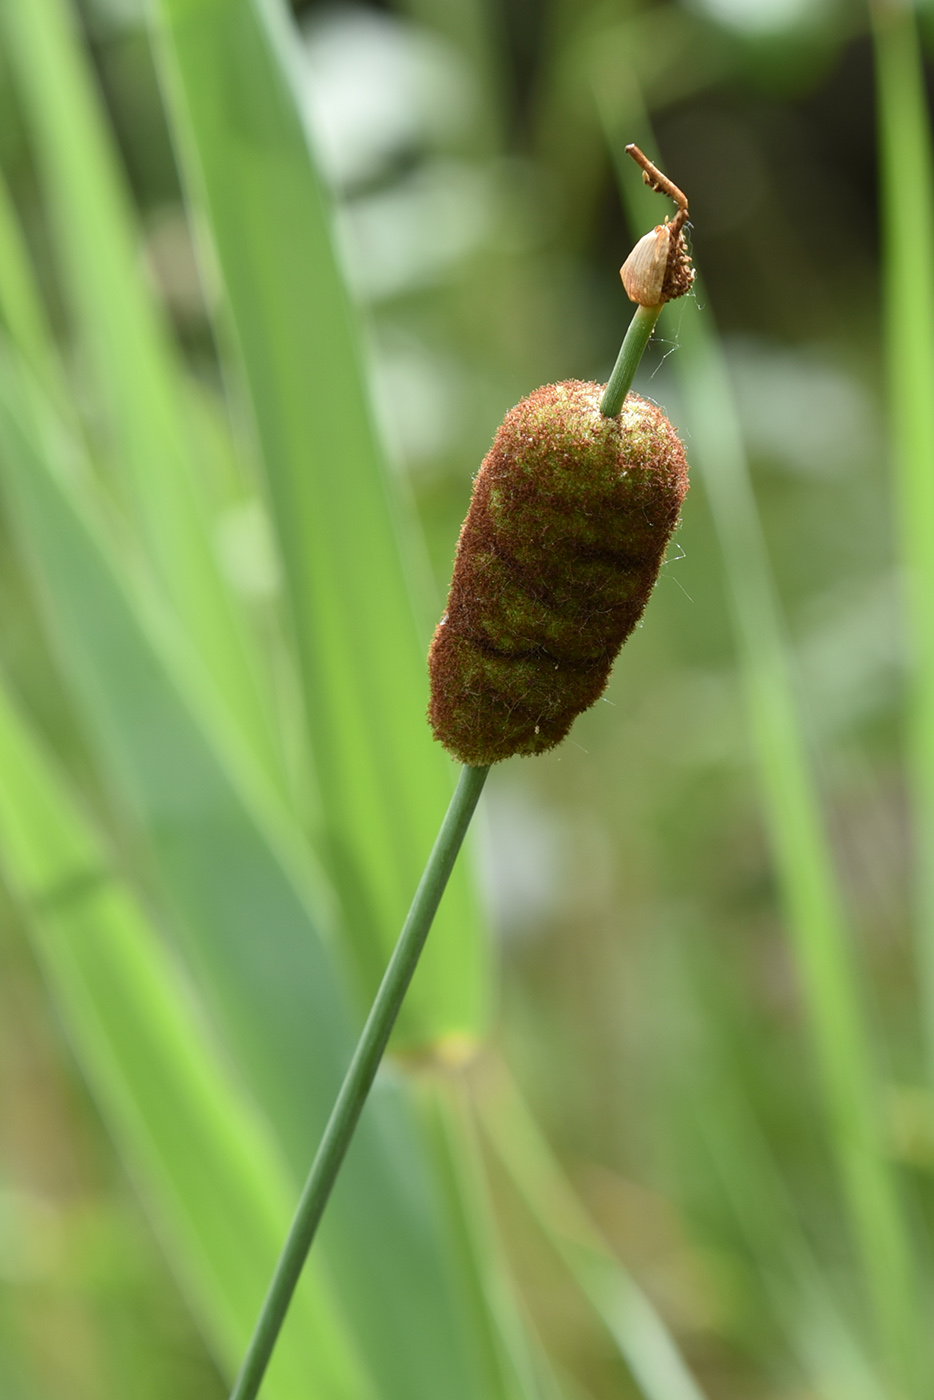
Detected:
left=230, top=283, right=663, bottom=1400
left=600, top=303, right=661, bottom=416
left=230, top=762, right=489, bottom=1400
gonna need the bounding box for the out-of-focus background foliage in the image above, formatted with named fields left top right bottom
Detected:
left=2, top=0, right=934, bottom=1397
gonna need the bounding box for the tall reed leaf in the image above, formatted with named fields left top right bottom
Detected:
left=871, top=0, right=934, bottom=1075
left=670, top=288, right=919, bottom=1391
left=0, top=359, right=495, bottom=1400
left=0, top=679, right=369, bottom=1400
left=1, top=0, right=288, bottom=802
left=661, top=940, right=885, bottom=1400
left=151, top=0, right=488, bottom=1043
left=479, top=1067, right=709, bottom=1400
left=602, top=115, right=921, bottom=1390
left=417, top=1075, right=552, bottom=1400
left=0, top=167, right=61, bottom=399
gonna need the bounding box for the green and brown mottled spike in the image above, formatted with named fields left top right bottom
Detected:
left=428, top=380, right=689, bottom=766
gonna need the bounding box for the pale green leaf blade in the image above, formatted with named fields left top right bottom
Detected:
left=0, top=680, right=370, bottom=1400
left=664, top=291, right=919, bottom=1390
left=871, top=1, right=934, bottom=1071
left=602, top=117, right=920, bottom=1388
left=1, top=0, right=289, bottom=802
left=0, top=166, right=60, bottom=396
left=0, top=357, right=492, bottom=1400
left=479, top=1069, right=709, bottom=1400
left=152, top=0, right=489, bottom=1044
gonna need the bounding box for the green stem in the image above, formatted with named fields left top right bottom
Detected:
left=230, top=763, right=490, bottom=1400
left=599, top=302, right=662, bottom=417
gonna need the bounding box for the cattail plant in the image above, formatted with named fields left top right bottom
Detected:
left=428, top=148, right=692, bottom=766
left=230, top=144, right=695, bottom=1400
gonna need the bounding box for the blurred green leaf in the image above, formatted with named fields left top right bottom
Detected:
left=663, top=285, right=919, bottom=1392
left=417, top=1071, right=550, bottom=1400
left=479, top=1066, right=709, bottom=1400
left=1, top=0, right=289, bottom=805
left=872, top=0, right=934, bottom=1071
left=0, top=678, right=370, bottom=1400
left=151, top=0, right=489, bottom=1044
left=597, top=96, right=921, bottom=1392
left=658, top=939, right=886, bottom=1400
left=0, top=357, right=500, bottom=1400
left=0, top=166, right=60, bottom=396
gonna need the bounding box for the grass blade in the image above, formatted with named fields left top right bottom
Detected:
left=667, top=288, right=919, bottom=1391
left=417, top=1072, right=555, bottom=1400
left=1, top=0, right=289, bottom=803
left=657, top=937, right=886, bottom=1400
left=151, top=0, right=489, bottom=1043
left=0, top=680, right=369, bottom=1400
left=0, top=357, right=494, bottom=1400
left=871, top=0, right=934, bottom=1074
left=0, top=166, right=61, bottom=399
left=478, top=1065, right=710, bottom=1400
left=596, top=105, right=921, bottom=1389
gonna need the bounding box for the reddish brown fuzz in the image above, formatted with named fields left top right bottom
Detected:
left=428, top=381, right=689, bottom=766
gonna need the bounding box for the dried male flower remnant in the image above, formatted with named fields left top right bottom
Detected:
left=620, top=220, right=694, bottom=307
left=428, top=380, right=688, bottom=766
left=620, top=144, right=695, bottom=308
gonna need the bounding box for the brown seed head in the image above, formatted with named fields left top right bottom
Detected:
left=428, top=380, right=689, bottom=766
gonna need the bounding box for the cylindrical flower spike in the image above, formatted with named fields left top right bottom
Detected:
left=428, top=380, right=688, bottom=765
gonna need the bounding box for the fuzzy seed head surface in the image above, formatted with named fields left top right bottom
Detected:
left=428, top=380, right=689, bottom=766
